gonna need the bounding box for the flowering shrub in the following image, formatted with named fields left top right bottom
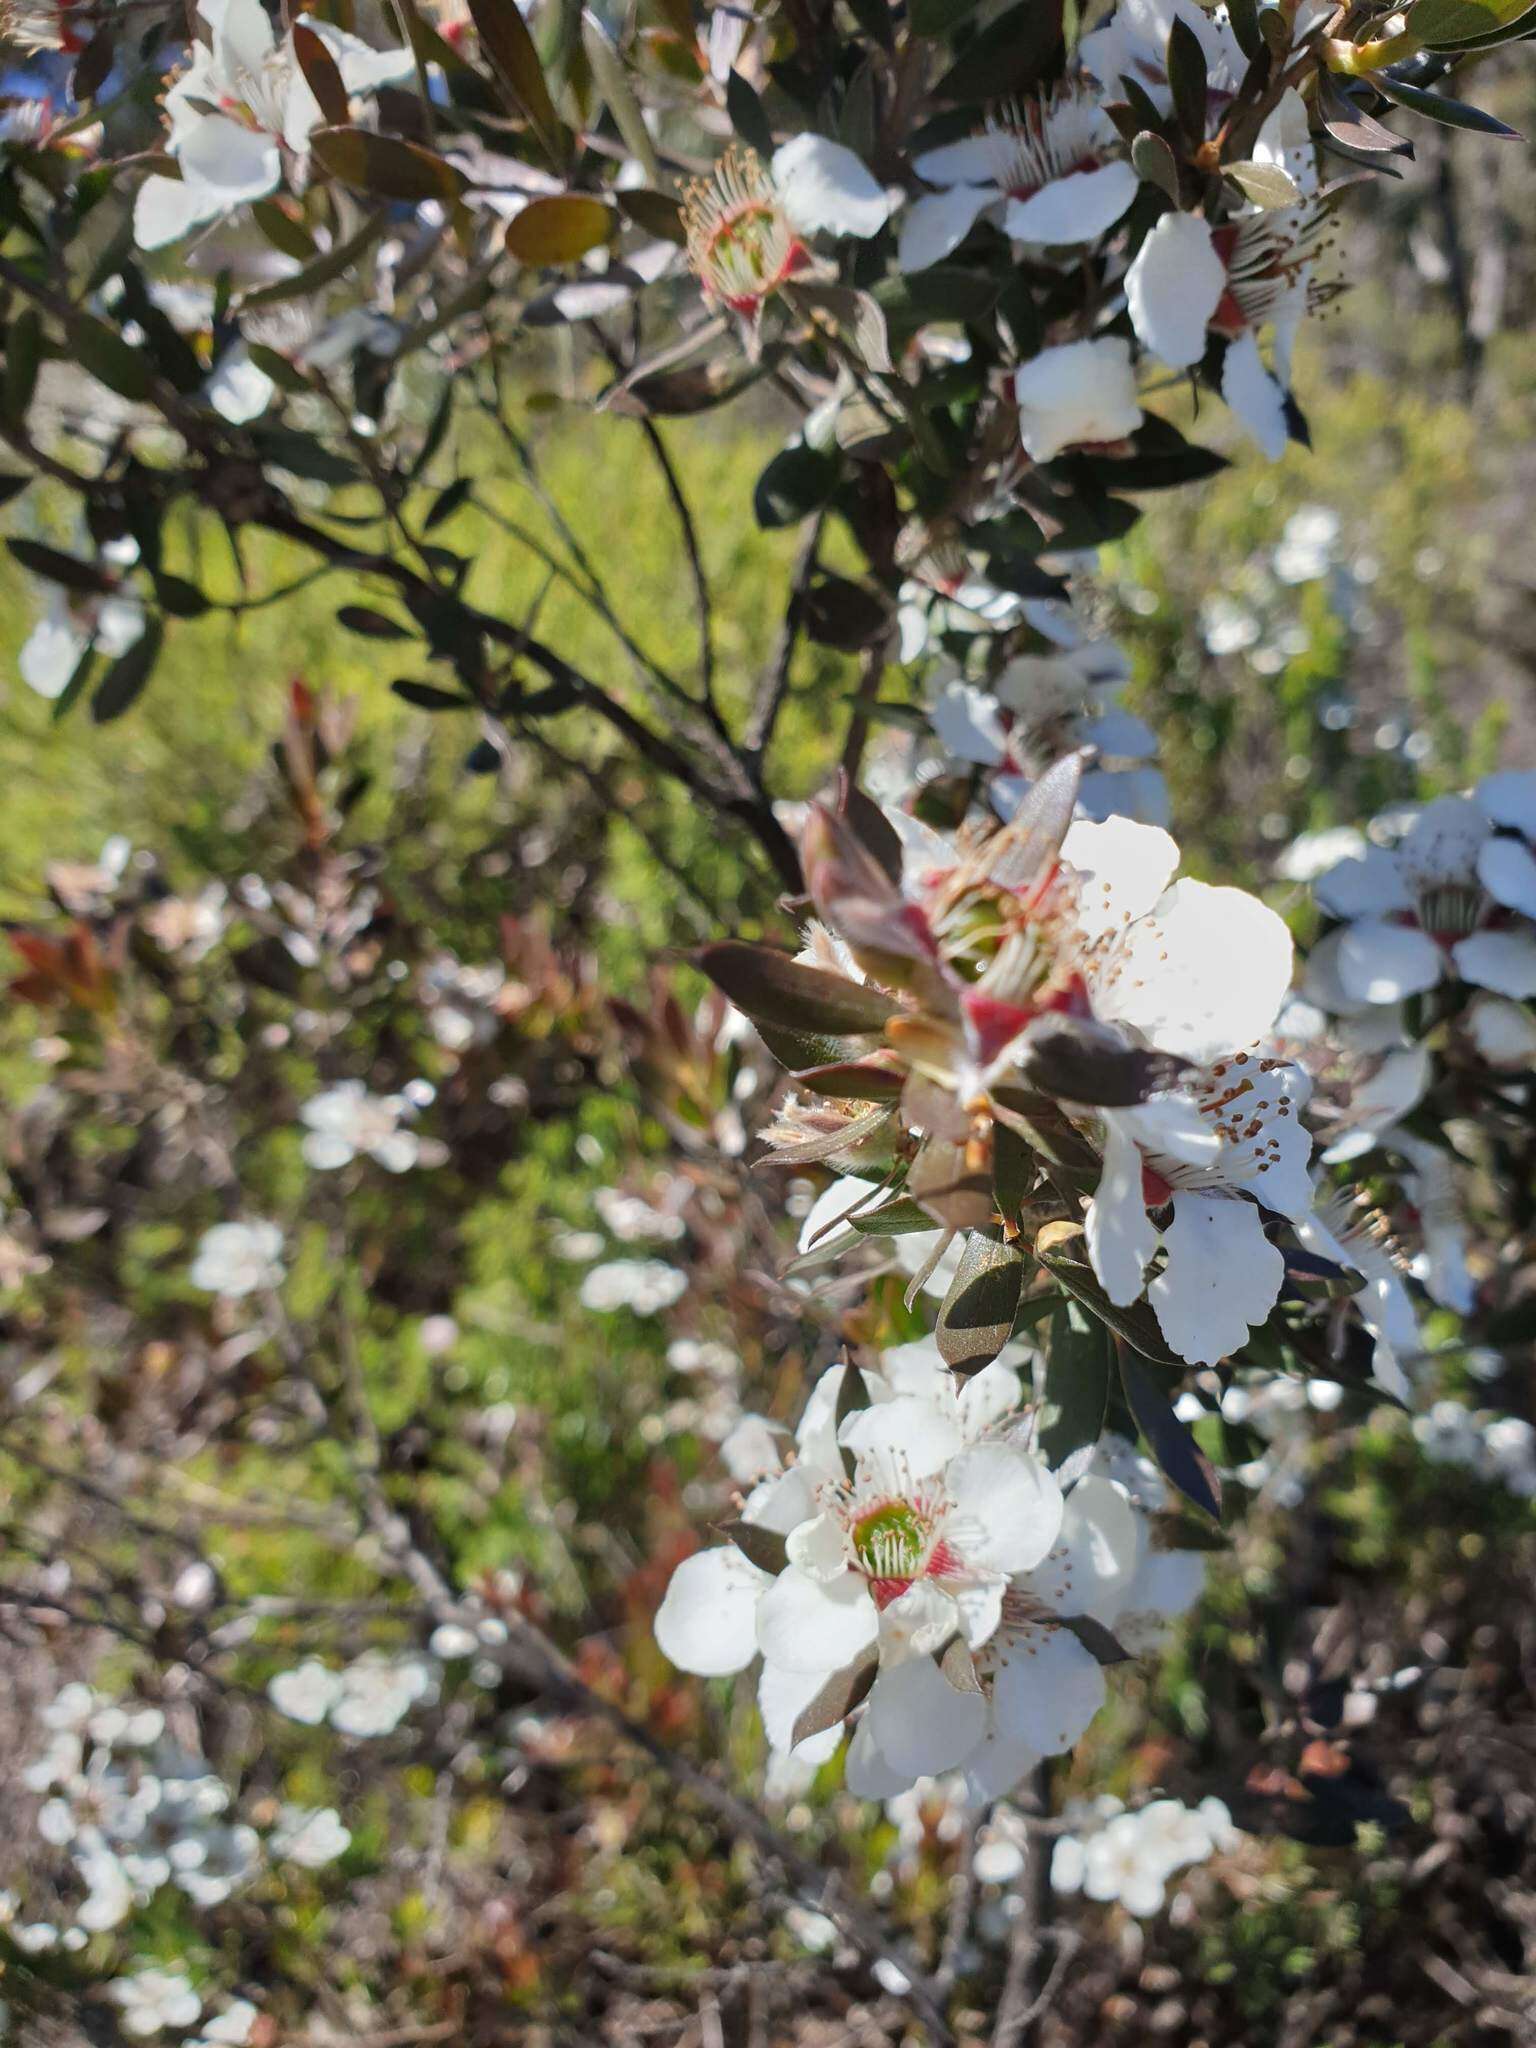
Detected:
left=3, top=0, right=1536, bottom=2038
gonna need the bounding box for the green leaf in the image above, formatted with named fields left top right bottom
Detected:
left=1224, top=157, right=1301, bottom=207
left=1166, top=15, right=1209, bottom=143
left=836, top=1353, right=871, bottom=1482
left=425, top=476, right=474, bottom=529
left=151, top=573, right=210, bottom=618
left=934, top=0, right=1064, bottom=102
left=753, top=444, right=839, bottom=528
left=1120, top=1348, right=1222, bottom=1520
left=239, top=207, right=390, bottom=311
left=696, top=941, right=900, bottom=1038
left=936, top=1226, right=1027, bottom=1374
left=505, top=194, right=616, bottom=264
left=8, top=538, right=116, bottom=595
left=791, top=1645, right=877, bottom=1745
left=1408, top=0, right=1536, bottom=44
left=1037, top=1301, right=1112, bottom=1470
left=1033, top=1220, right=1188, bottom=1368
left=615, top=187, right=686, bottom=245
left=392, top=680, right=467, bottom=711
left=339, top=607, right=412, bottom=639
left=725, top=69, right=774, bottom=156
left=4, top=306, right=42, bottom=425
left=465, top=0, right=567, bottom=157
left=1226, top=0, right=1265, bottom=61
left=910, top=0, right=985, bottom=33
left=75, top=317, right=153, bottom=402
left=311, top=126, right=470, bottom=201
left=1373, top=72, right=1521, bottom=136
left=1057, top=1614, right=1132, bottom=1665
left=90, top=615, right=163, bottom=724
left=1131, top=128, right=1181, bottom=201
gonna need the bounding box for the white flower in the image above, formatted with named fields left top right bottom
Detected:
left=1014, top=339, right=1142, bottom=464
left=109, top=1969, right=202, bottom=2038
left=1125, top=92, right=1323, bottom=458
left=1414, top=1399, right=1484, bottom=1472
left=1275, top=824, right=1367, bottom=883
left=174, top=1822, right=261, bottom=1906
left=267, top=1659, right=345, bottom=1726
left=205, top=344, right=275, bottom=425
left=300, top=1081, right=424, bottom=1172
left=900, top=85, right=1136, bottom=272
left=20, top=582, right=143, bottom=700
left=593, top=1188, right=687, bottom=1243
left=1308, top=794, right=1536, bottom=1010
left=134, top=0, right=412, bottom=248
left=771, top=133, right=894, bottom=239
left=578, top=1258, right=687, bottom=1314
left=269, top=1803, right=351, bottom=1868
left=1085, top=1054, right=1313, bottom=1367
left=1051, top=1792, right=1236, bottom=1916
left=1078, top=0, right=1248, bottom=117
left=189, top=1219, right=284, bottom=1298
left=190, top=2002, right=260, bottom=2048
left=329, top=1651, right=439, bottom=1738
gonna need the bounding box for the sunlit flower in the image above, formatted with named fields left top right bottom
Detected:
left=1014, top=338, right=1142, bottom=463
left=900, top=86, right=1136, bottom=271
left=299, top=1081, right=425, bottom=1172
left=578, top=1258, right=688, bottom=1314
left=108, top=1968, right=202, bottom=2038
left=269, top=1803, right=351, bottom=1868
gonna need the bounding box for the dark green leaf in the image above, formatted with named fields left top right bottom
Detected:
left=1374, top=72, right=1520, bottom=136
left=311, top=126, right=470, bottom=200
left=1226, top=0, right=1264, bottom=61
left=1131, top=129, right=1181, bottom=202
left=1120, top=1348, right=1222, bottom=1520
left=615, top=187, right=686, bottom=244
left=800, top=573, right=889, bottom=650
left=392, top=679, right=469, bottom=711
left=836, top=1352, right=871, bottom=1481
left=90, top=615, right=164, bottom=724
left=753, top=444, right=839, bottom=528
left=721, top=1520, right=788, bottom=1575
left=339, top=606, right=413, bottom=639
left=1058, top=1613, right=1132, bottom=1664
left=937, top=1226, right=1027, bottom=1373
left=1038, top=1301, right=1112, bottom=1469
left=151, top=573, right=210, bottom=618
left=1409, top=0, right=1536, bottom=44
left=934, top=0, right=1064, bottom=102
left=425, top=476, right=474, bottom=529
left=791, top=1645, right=877, bottom=1745
left=8, top=539, right=116, bottom=595
left=238, top=207, right=390, bottom=311
left=293, top=22, right=352, bottom=126
left=466, top=0, right=566, bottom=156
left=75, top=317, right=153, bottom=402
left=1166, top=16, right=1208, bottom=143
left=725, top=69, right=774, bottom=155
left=4, top=307, right=42, bottom=426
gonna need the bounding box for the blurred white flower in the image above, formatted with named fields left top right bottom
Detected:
left=579, top=1259, right=687, bottom=1315
left=269, top=1804, right=351, bottom=1868
left=300, top=1082, right=425, bottom=1172
left=109, top=1968, right=202, bottom=2037
left=189, top=1220, right=284, bottom=1298
left=190, top=2001, right=260, bottom=2048
left=267, top=1659, right=346, bottom=1726
left=329, top=1652, right=439, bottom=1738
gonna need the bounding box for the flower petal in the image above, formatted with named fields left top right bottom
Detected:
left=133, top=172, right=223, bottom=249
left=990, top=1623, right=1106, bottom=1756
left=1086, top=1114, right=1161, bottom=1307
left=1478, top=834, right=1536, bottom=920
left=1061, top=814, right=1181, bottom=934
left=1004, top=161, right=1138, bottom=245
left=898, top=184, right=993, bottom=270
left=864, top=1656, right=988, bottom=1780
left=772, top=134, right=893, bottom=239
left=946, top=1444, right=1064, bottom=1574
left=1126, top=211, right=1225, bottom=369
left=1220, top=328, right=1289, bottom=461
left=1102, top=879, right=1294, bottom=1062
left=1014, top=338, right=1142, bottom=464
left=1313, top=843, right=1413, bottom=920
left=654, top=1547, right=769, bottom=1676
left=1466, top=992, right=1536, bottom=1067
left=757, top=1660, right=844, bottom=1760
left=1452, top=929, right=1536, bottom=999
left=1337, top=918, right=1443, bottom=1006
left=178, top=112, right=282, bottom=206
left=1477, top=769, right=1536, bottom=837
left=1149, top=1193, right=1284, bottom=1365
left=756, top=1566, right=878, bottom=1673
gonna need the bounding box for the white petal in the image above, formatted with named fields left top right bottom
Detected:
left=946, top=1444, right=1063, bottom=1574
left=1478, top=835, right=1536, bottom=920
left=864, top=1657, right=988, bottom=1779
left=955, top=1358, right=1024, bottom=1437
left=1148, top=1194, right=1284, bottom=1365
left=1399, top=794, right=1489, bottom=890
left=1080, top=706, right=1158, bottom=760
left=912, top=133, right=1015, bottom=187
left=795, top=1173, right=882, bottom=1256
left=309, top=17, right=416, bottom=94
left=756, top=1567, right=878, bottom=1674
left=898, top=185, right=993, bottom=271
left=1061, top=815, right=1180, bottom=935
left=19, top=614, right=88, bottom=698
left=1220, top=328, right=1289, bottom=461
left=929, top=680, right=1008, bottom=766
left=1079, top=765, right=1171, bottom=828
left=757, top=1660, right=845, bottom=1759
left=1046, top=1475, right=1141, bottom=1621
left=654, top=1548, right=768, bottom=1676
left=990, top=1624, right=1106, bottom=1756
left=784, top=1509, right=848, bottom=1581
left=1125, top=212, right=1224, bottom=369
left=210, top=0, right=277, bottom=77
left=1252, top=87, right=1316, bottom=194
left=841, top=1395, right=963, bottom=1482
left=1106, top=880, right=1294, bottom=1063
left=1005, top=161, right=1139, bottom=245
left=1313, top=843, right=1413, bottom=920
left=178, top=112, right=282, bottom=206
left=133, top=173, right=222, bottom=249
left=1086, top=1115, right=1160, bottom=1307
left=1337, top=919, right=1443, bottom=1004
left=1452, top=929, right=1536, bottom=999
left=843, top=1712, right=916, bottom=1798
left=1465, top=992, right=1536, bottom=1067
left=205, top=345, right=274, bottom=424
left=772, top=134, right=893, bottom=239
left=1477, top=769, right=1536, bottom=837
left=1014, top=338, right=1142, bottom=464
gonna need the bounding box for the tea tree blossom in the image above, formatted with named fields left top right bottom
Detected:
left=683, top=137, right=891, bottom=339
left=133, top=0, right=412, bottom=248
left=1077, top=0, right=1248, bottom=117
left=108, top=1968, right=202, bottom=2037
left=899, top=86, right=1137, bottom=272
left=299, top=1081, right=425, bottom=1172
left=188, top=1219, right=284, bottom=1298
left=20, top=568, right=144, bottom=700
left=1126, top=92, right=1326, bottom=457
left=269, top=1804, right=352, bottom=1868
left=1051, top=1793, right=1240, bottom=1916
left=1014, top=339, right=1142, bottom=463
left=578, top=1258, right=688, bottom=1314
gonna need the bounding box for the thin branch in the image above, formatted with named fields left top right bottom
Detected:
left=743, top=509, right=824, bottom=766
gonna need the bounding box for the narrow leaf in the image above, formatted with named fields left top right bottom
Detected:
left=697, top=941, right=900, bottom=1037
left=1119, top=1347, right=1222, bottom=1520
left=505, top=194, right=616, bottom=264
left=721, top=1520, right=789, bottom=1576
left=936, top=1226, right=1026, bottom=1374
left=791, top=1645, right=878, bottom=1746
left=90, top=616, right=164, bottom=724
